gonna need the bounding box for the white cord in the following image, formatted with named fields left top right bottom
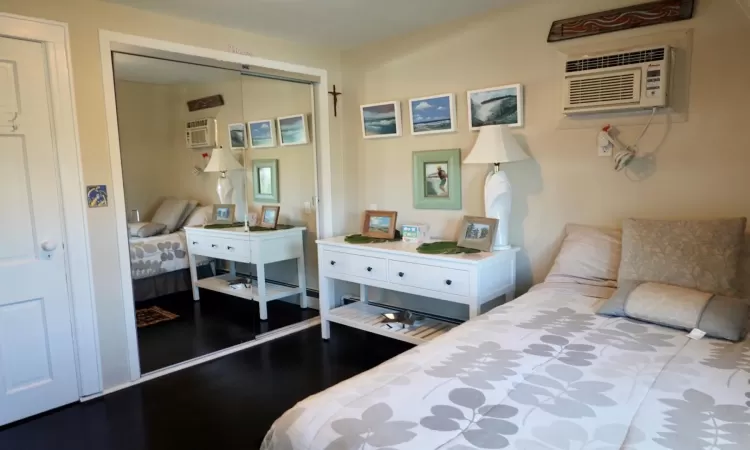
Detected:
left=614, top=107, right=658, bottom=171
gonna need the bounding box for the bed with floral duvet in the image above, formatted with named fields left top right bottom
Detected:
left=261, top=284, right=750, bottom=450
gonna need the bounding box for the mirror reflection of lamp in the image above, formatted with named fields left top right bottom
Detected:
left=463, top=125, right=530, bottom=251
left=203, top=146, right=242, bottom=204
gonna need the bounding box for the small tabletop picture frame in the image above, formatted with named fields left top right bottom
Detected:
left=259, top=205, right=280, bottom=229
left=362, top=210, right=398, bottom=239
left=211, top=204, right=236, bottom=225
left=457, top=216, right=498, bottom=252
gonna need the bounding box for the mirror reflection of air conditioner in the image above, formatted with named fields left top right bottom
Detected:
left=186, top=118, right=217, bottom=148
left=563, top=46, right=671, bottom=115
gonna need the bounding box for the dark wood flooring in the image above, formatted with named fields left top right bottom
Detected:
left=138, top=289, right=318, bottom=373
left=0, top=325, right=413, bottom=450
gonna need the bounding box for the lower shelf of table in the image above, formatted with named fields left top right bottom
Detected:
left=325, top=301, right=458, bottom=345
left=194, top=274, right=301, bottom=301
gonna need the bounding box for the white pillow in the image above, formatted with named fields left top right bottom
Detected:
left=545, top=224, right=622, bottom=288
left=152, top=198, right=190, bottom=233
left=183, top=205, right=213, bottom=228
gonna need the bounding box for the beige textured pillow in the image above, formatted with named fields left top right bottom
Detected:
left=151, top=198, right=190, bottom=233
left=740, top=234, right=750, bottom=299
left=128, top=222, right=166, bottom=238
left=545, top=224, right=622, bottom=288
left=618, top=218, right=747, bottom=297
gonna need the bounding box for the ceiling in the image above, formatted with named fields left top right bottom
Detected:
left=113, top=53, right=238, bottom=84
left=105, top=0, right=518, bottom=49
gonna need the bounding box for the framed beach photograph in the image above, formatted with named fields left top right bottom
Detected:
left=412, top=149, right=461, bottom=210
left=362, top=210, right=398, bottom=239
left=467, top=84, right=524, bottom=130
left=248, top=120, right=276, bottom=148
left=277, top=114, right=309, bottom=146
left=259, top=205, right=281, bottom=229
left=457, top=216, right=499, bottom=252
left=408, top=94, right=456, bottom=135
left=211, top=204, right=236, bottom=225
left=228, top=123, right=247, bottom=149
left=252, top=159, right=279, bottom=203
left=360, top=101, right=401, bottom=139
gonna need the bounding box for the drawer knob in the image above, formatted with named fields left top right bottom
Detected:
left=330, top=261, right=336, bottom=266
left=192, top=241, right=198, bottom=245
left=227, top=246, right=235, bottom=251
left=367, top=267, right=373, bottom=272
left=211, top=244, right=218, bottom=248
left=445, top=280, right=453, bottom=286
left=398, top=272, right=404, bottom=278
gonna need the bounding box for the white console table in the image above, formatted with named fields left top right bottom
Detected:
left=316, top=237, right=518, bottom=344
left=185, top=226, right=307, bottom=320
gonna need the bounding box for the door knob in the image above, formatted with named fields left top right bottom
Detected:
left=41, top=240, right=57, bottom=252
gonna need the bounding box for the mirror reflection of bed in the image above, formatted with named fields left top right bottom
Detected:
left=114, top=54, right=319, bottom=374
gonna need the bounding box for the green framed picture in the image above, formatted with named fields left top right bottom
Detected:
left=412, top=149, right=462, bottom=210
left=252, top=159, right=279, bottom=203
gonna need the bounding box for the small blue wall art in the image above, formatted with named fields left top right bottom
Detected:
left=87, top=185, right=108, bottom=208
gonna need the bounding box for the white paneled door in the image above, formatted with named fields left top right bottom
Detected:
left=0, top=36, right=79, bottom=425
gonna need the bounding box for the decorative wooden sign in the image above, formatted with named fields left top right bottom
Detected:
left=187, top=94, right=225, bottom=112
left=547, top=0, right=694, bottom=43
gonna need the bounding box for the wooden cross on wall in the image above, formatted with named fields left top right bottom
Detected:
left=328, top=85, right=342, bottom=117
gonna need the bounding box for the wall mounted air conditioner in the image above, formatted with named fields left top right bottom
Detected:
left=563, top=46, right=671, bottom=115
left=186, top=117, right=217, bottom=148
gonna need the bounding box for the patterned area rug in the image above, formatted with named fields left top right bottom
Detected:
left=136, top=306, right=179, bottom=328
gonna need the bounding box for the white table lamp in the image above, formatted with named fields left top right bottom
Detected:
left=203, top=146, right=242, bottom=204
left=464, top=125, right=529, bottom=251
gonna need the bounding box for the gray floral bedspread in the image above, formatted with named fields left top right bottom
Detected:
left=129, top=231, right=209, bottom=280
left=262, top=286, right=750, bottom=449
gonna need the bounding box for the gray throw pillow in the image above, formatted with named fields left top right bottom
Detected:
left=598, top=281, right=749, bottom=342
left=128, top=222, right=167, bottom=238
left=618, top=218, right=747, bottom=297
left=151, top=198, right=190, bottom=233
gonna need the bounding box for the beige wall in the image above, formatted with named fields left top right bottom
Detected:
left=340, top=0, right=750, bottom=317
left=2, top=0, right=342, bottom=389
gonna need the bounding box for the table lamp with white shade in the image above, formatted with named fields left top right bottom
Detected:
left=203, top=146, right=243, bottom=204
left=463, top=125, right=529, bottom=251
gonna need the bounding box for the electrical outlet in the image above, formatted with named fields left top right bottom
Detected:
left=368, top=204, right=378, bottom=211
left=598, top=145, right=612, bottom=157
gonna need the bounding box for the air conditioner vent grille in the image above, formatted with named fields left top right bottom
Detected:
left=566, top=47, right=665, bottom=73
left=568, top=73, right=637, bottom=106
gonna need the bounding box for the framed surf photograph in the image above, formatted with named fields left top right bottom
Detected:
left=360, top=101, right=402, bottom=139
left=467, top=84, right=524, bottom=130
left=228, top=123, right=247, bottom=149
left=277, top=114, right=309, bottom=146
left=248, top=120, right=276, bottom=149
left=408, top=93, right=456, bottom=136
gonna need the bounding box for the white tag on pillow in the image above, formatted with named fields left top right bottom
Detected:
left=688, top=328, right=706, bottom=340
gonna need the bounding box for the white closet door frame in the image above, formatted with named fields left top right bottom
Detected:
left=98, top=30, right=334, bottom=382
left=0, top=13, right=102, bottom=396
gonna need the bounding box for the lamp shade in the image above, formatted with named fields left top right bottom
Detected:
left=204, top=147, right=242, bottom=173
left=464, top=125, right=529, bottom=165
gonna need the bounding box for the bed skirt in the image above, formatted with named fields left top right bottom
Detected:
left=132, top=265, right=213, bottom=302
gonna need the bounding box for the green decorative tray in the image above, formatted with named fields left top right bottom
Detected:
left=417, top=241, right=481, bottom=254
left=345, top=231, right=402, bottom=244
left=203, top=223, right=295, bottom=231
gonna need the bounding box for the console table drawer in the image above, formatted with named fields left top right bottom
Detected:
left=320, top=250, right=387, bottom=281
left=320, top=249, right=348, bottom=276
left=187, top=235, right=251, bottom=262
left=347, top=254, right=387, bottom=281
left=388, top=260, right=470, bottom=296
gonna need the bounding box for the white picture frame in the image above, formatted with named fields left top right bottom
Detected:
left=277, top=114, right=309, bottom=146
left=360, top=101, right=402, bottom=139
left=408, top=93, right=456, bottom=136
left=467, top=84, right=524, bottom=130
left=228, top=123, right=247, bottom=149
left=248, top=119, right=276, bottom=149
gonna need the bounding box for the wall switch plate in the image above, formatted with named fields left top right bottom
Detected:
left=303, top=201, right=312, bottom=213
